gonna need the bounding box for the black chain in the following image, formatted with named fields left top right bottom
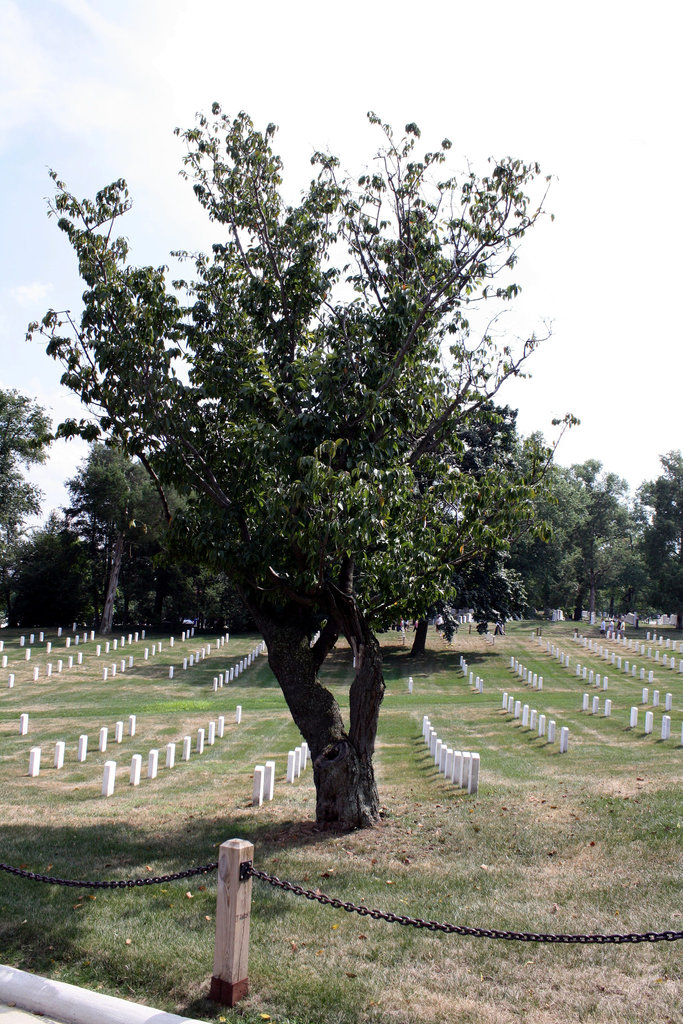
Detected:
left=246, top=866, right=683, bottom=945
left=0, top=861, right=218, bottom=889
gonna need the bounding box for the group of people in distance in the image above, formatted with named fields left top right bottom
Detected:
left=600, top=617, right=626, bottom=638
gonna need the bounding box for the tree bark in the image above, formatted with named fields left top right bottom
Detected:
left=249, top=599, right=383, bottom=830
left=409, top=619, right=428, bottom=657
left=99, top=531, right=124, bottom=634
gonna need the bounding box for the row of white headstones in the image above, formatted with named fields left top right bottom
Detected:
left=252, top=742, right=312, bottom=807
left=537, top=637, right=680, bottom=740
left=506, top=656, right=571, bottom=748
left=421, top=715, right=480, bottom=793
left=501, top=691, right=570, bottom=751
left=540, top=634, right=679, bottom=733
left=22, top=707, right=244, bottom=784
left=571, top=632, right=683, bottom=673
left=5, top=631, right=266, bottom=690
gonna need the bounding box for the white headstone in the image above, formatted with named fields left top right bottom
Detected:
left=235, top=705, right=242, bottom=724
left=148, top=749, right=159, bottom=779
left=129, top=714, right=136, bottom=736
left=559, top=726, right=569, bottom=753
left=54, top=740, right=65, bottom=768
left=286, top=750, right=296, bottom=783
left=538, top=714, right=546, bottom=737
left=115, top=721, right=123, bottom=743
left=661, top=715, right=671, bottom=741
left=28, top=747, right=41, bottom=777
left=78, top=734, right=88, bottom=761
left=547, top=720, right=556, bottom=743
left=217, top=715, right=225, bottom=738
left=197, top=728, right=205, bottom=754
left=604, top=699, right=612, bottom=716
left=182, top=736, right=191, bottom=760
left=166, top=742, right=176, bottom=768
left=99, top=727, right=108, bottom=752
left=252, top=765, right=265, bottom=806
left=468, top=752, right=480, bottom=794
left=130, top=754, right=142, bottom=786
left=264, top=760, right=275, bottom=800
left=630, top=707, right=638, bottom=728
left=644, top=711, right=654, bottom=734
left=208, top=720, right=216, bottom=745
left=102, top=761, right=116, bottom=796
left=20, top=713, right=31, bottom=733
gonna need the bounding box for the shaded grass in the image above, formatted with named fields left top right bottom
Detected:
left=0, top=621, right=682, bottom=1024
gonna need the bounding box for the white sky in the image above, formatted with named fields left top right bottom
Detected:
left=1, top=0, right=682, bottom=521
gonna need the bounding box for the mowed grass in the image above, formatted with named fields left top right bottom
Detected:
left=0, top=621, right=682, bottom=1024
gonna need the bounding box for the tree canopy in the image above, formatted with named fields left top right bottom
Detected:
left=0, top=389, right=51, bottom=625
left=30, top=108, right=554, bottom=827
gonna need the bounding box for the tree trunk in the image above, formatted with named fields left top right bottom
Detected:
left=99, top=532, right=124, bottom=634
left=249, top=601, right=383, bottom=830
left=409, top=619, right=428, bottom=657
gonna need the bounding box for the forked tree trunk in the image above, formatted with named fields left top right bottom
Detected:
left=99, top=531, right=124, bottom=634
left=250, top=603, right=384, bottom=830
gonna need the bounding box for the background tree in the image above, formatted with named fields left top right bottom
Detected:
left=638, top=450, right=683, bottom=629
left=32, top=109, right=553, bottom=828
left=0, top=389, right=51, bottom=625
left=12, top=513, right=90, bottom=625
left=65, top=445, right=167, bottom=632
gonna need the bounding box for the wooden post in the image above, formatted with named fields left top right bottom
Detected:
left=210, top=838, right=254, bottom=1006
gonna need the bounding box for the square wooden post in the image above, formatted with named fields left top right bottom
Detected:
left=210, top=838, right=254, bottom=1007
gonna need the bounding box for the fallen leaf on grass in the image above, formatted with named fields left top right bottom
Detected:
left=346, top=972, right=357, bottom=978
left=185, top=891, right=193, bottom=899
left=73, top=904, right=82, bottom=910
left=125, top=939, right=132, bottom=945
left=332, top=923, right=339, bottom=930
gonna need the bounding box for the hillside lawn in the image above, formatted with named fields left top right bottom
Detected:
left=0, top=620, right=681, bottom=1024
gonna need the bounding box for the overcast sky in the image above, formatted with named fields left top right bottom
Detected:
left=1, top=0, right=681, bottom=523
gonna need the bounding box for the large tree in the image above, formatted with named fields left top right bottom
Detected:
left=31, top=109, right=553, bottom=828
left=0, top=389, right=51, bottom=625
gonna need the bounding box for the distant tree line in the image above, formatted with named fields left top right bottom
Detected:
left=2, top=385, right=682, bottom=634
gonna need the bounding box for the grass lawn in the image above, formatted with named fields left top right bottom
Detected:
left=0, top=620, right=681, bottom=1024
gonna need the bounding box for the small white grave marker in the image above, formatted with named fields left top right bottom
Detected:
left=54, top=741, right=65, bottom=769
left=148, top=750, right=159, bottom=779
left=166, top=743, right=176, bottom=768
left=644, top=711, right=654, bottom=734
left=182, top=736, right=191, bottom=761
left=99, top=727, right=108, bottom=752
left=130, top=754, right=142, bottom=786
left=102, top=761, right=116, bottom=796
left=264, top=760, right=275, bottom=800
left=19, top=713, right=29, bottom=735
left=252, top=766, right=265, bottom=806
left=28, top=747, right=41, bottom=777
left=78, top=734, right=88, bottom=761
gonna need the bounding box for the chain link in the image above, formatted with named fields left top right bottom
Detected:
left=3, top=858, right=681, bottom=944
left=246, top=867, right=683, bottom=945
left=0, top=860, right=218, bottom=889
